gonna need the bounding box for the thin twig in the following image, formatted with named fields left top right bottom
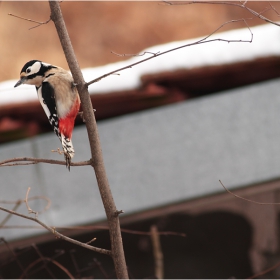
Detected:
left=0, top=205, right=111, bottom=256
left=111, top=50, right=160, bottom=57
left=51, top=148, right=65, bottom=155
left=0, top=196, right=51, bottom=213
left=257, top=6, right=273, bottom=17
left=0, top=157, right=91, bottom=167
left=0, top=238, right=26, bottom=273
left=86, top=18, right=252, bottom=86
left=20, top=256, right=75, bottom=279
left=25, top=187, right=38, bottom=218
left=8, top=13, right=51, bottom=30
left=93, top=258, right=110, bottom=279
left=0, top=201, right=21, bottom=227
left=269, top=1, right=280, bottom=16
left=29, top=244, right=57, bottom=278
left=0, top=225, right=186, bottom=237
left=164, top=1, right=280, bottom=27
left=2, top=162, right=38, bottom=167
left=248, top=259, right=280, bottom=279
left=150, top=225, right=164, bottom=279
left=0, top=195, right=51, bottom=227
left=219, top=180, right=280, bottom=205
left=120, top=227, right=186, bottom=237
left=86, top=237, right=97, bottom=245
left=69, top=250, right=81, bottom=278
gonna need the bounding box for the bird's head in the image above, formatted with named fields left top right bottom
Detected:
left=14, top=60, right=55, bottom=88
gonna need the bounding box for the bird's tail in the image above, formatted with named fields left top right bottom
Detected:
left=61, top=134, right=75, bottom=171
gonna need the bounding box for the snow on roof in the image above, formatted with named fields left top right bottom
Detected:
left=1, top=22, right=280, bottom=106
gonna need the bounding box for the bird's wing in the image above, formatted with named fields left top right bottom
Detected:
left=38, top=81, right=61, bottom=140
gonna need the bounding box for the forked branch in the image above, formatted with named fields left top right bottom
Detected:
left=0, top=205, right=111, bottom=256
left=8, top=13, right=51, bottom=30
left=86, top=18, right=252, bottom=86
left=164, top=1, right=280, bottom=27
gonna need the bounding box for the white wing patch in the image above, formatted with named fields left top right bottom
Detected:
left=37, top=85, right=61, bottom=141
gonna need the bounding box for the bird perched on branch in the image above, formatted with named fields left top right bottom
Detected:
left=14, top=60, right=80, bottom=170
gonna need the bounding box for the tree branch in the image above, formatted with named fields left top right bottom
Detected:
left=150, top=225, right=164, bottom=279
left=0, top=157, right=91, bottom=167
left=164, top=1, right=280, bottom=27
left=8, top=13, right=51, bottom=30
left=20, top=256, right=75, bottom=279
left=0, top=195, right=51, bottom=213
left=0, top=205, right=111, bottom=256
left=248, top=259, right=280, bottom=279
left=0, top=224, right=186, bottom=237
left=48, top=1, right=128, bottom=278
left=86, top=18, right=252, bottom=86
left=219, top=180, right=280, bottom=205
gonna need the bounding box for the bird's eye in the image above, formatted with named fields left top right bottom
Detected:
left=26, top=68, right=31, bottom=74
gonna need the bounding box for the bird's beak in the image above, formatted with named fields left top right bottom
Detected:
left=14, top=76, right=27, bottom=88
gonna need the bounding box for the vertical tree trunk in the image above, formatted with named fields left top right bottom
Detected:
left=48, top=1, right=128, bottom=278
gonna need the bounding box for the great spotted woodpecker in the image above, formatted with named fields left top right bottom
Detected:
left=14, top=60, right=80, bottom=170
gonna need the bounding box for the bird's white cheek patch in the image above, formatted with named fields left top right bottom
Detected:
left=29, top=61, right=41, bottom=75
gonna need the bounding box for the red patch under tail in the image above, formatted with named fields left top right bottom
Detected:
left=59, top=97, right=80, bottom=139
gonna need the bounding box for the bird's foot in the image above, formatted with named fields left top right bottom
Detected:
left=51, top=148, right=64, bottom=155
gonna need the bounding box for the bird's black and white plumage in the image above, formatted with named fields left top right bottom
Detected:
left=15, top=60, right=80, bottom=170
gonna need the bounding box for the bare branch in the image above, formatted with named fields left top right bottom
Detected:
left=8, top=13, right=51, bottom=30
left=0, top=205, right=111, bottom=256
left=120, top=227, right=186, bottom=237
left=51, top=147, right=64, bottom=155
left=150, top=225, right=164, bottom=279
left=219, top=180, right=280, bottom=205
left=24, top=244, right=59, bottom=278
left=86, top=18, right=252, bottom=86
left=164, top=1, right=280, bottom=27
left=0, top=201, right=21, bottom=228
left=86, top=237, right=97, bottom=245
left=0, top=195, right=51, bottom=229
left=248, top=259, right=280, bottom=279
left=1, top=224, right=186, bottom=238
left=0, top=238, right=25, bottom=273
left=25, top=187, right=38, bottom=218
left=0, top=157, right=91, bottom=167
left=49, top=1, right=128, bottom=277
left=92, top=258, right=110, bottom=279
left=269, top=1, right=280, bottom=17
left=20, top=256, right=75, bottom=279
left=0, top=196, right=51, bottom=213
left=111, top=50, right=160, bottom=57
